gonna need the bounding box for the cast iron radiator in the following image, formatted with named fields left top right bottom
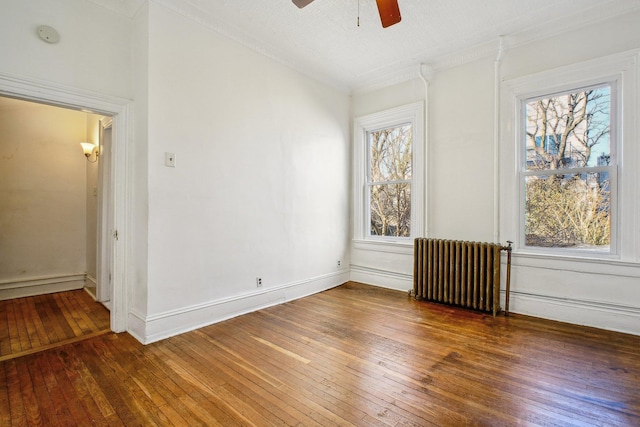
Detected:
left=413, top=238, right=512, bottom=316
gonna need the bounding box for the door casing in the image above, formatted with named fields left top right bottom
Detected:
left=0, top=73, right=132, bottom=333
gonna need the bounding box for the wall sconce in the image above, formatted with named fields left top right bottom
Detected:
left=80, top=142, right=99, bottom=163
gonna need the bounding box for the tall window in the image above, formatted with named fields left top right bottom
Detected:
left=521, top=84, right=615, bottom=252
left=354, top=102, right=424, bottom=246
left=367, top=123, right=412, bottom=237
left=500, top=50, right=640, bottom=262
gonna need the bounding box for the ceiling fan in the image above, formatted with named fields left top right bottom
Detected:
left=292, top=0, right=402, bottom=28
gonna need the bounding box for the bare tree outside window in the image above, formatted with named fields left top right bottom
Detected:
left=524, top=86, right=612, bottom=249
left=368, top=124, right=412, bottom=237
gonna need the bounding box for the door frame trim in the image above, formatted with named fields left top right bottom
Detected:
left=97, top=117, right=113, bottom=305
left=0, top=72, right=132, bottom=333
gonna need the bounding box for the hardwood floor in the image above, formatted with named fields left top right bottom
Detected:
left=2, top=282, right=639, bottom=426
left=0, top=289, right=110, bottom=362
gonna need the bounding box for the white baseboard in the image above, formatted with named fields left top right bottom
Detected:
left=126, top=265, right=640, bottom=343
left=128, top=270, right=350, bottom=344
left=350, top=265, right=640, bottom=336
left=507, top=291, right=640, bottom=336
left=350, top=265, right=412, bottom=292
left=0, top=274, right=86, bottom=301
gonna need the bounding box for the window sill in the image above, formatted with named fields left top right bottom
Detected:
left=352, top=239, right=414, bottom=255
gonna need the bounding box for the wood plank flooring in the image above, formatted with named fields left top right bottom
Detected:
left=0, top=289, right=110, bottom=362
left=2, top=281, right=640, bottom=426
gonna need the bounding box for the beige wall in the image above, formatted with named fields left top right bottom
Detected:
left=0, top=96, right=99, bottom=298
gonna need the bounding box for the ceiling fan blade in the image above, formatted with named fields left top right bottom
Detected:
left=375, top=0, right=401, bottom=28
left=292, top=0, right=314, bottom=8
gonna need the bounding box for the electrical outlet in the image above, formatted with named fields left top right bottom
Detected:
left=337, top=260, right=342, bottom=268
left=256, top=277, right=263, bottom=287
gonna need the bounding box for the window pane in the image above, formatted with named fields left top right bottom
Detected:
left=368, top=124, right=412, bottom=181
left=525, top=173, right=610, bottom=249
left=370, top=183, right=411, bottom=237
left=525, top=86, right=610, bottom=171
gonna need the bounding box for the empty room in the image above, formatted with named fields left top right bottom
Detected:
left=1, top=0, right=639, bottom=425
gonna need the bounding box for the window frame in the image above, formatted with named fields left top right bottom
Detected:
left=501, top=50, right=639, bottom=263
left=366, top=122, right=413, bottom=239
left=353, top=102, right=424, bottom=250
left=518, top=82, right=618, bottom=256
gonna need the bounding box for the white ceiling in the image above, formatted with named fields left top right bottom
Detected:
left=89, top=0, right=640, bottom=92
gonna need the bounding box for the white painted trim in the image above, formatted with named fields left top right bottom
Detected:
left=354, top=4, right=640, bottom=92
left=507, top=290, right=640, bottom=336
left=349, top=265, right=412, bottom=293
left=512, top=252, right=640, bottom=278
left=353, top=102, right=425, bottom=245
left=0, top=71, right=133, bottom=333
left=0, top=274, right=85, bottom=301
left=96, top=117, right=113, bottom=303
left=493, top=37, right=505, bottom=243
left=86, top=275, right=97, bottom=287
left=419, top=65, right=431, bottom=237
left=500, top=49, right=640, bottom=262
left=352, top=239, right=413, bottom=255
left=351, top=259, right=640, bottom=336
left=129, top=271, right=349, bottom=344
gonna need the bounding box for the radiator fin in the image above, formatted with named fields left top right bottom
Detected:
left=413, top=238, right=503, bottom=316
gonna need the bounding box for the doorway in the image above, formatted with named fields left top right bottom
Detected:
left=0, top=72, right=131, bottom=333
left=0, top=96, right=110, bottom=311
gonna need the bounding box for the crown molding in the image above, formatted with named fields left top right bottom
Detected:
left=352, top=1, right=640, bottom=94
left=85, top=0, right=640, bottom=95
left=85, top=0, right=146, bottom=18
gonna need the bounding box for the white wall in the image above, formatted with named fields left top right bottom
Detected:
left=0, top=97, right=91, bottom=298
left=128, top=3, right=351, bottom=342
left=0, top=0, right=133, bottom=99
left=130, top=2, right=150, bottom=327
left=351, top=11, right=640, bottom=335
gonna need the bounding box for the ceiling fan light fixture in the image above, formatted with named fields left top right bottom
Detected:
left=376, top=0, right=402, bottom=28
left=291, top=0, right=401, bottom=28
left=292, top=0, right=314, bottom=8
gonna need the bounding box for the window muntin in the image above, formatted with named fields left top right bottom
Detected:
left=521, top=84, right=614, bottom=252
left=367, top=124, right=412, bottom=238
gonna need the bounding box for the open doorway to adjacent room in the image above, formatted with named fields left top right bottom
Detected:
left=0, top=95, right=114, bottom=359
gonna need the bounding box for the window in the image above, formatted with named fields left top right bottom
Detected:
left=354, top=102, right=424, bottom=247
left=522, top=84, right=615, bottom=252
left=501, top=50, right=639, bottom=261
left=367, top=123, right=413, bottom=237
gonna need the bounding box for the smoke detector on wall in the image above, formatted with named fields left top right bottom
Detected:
left=37, top=25, right=60, bottom=44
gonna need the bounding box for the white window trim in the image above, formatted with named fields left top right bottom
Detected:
left=500, top=49, right=639, bottom=265
left=353, top=102, right=424, bottom=251
left=519, top=82, right=618, bottom=257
